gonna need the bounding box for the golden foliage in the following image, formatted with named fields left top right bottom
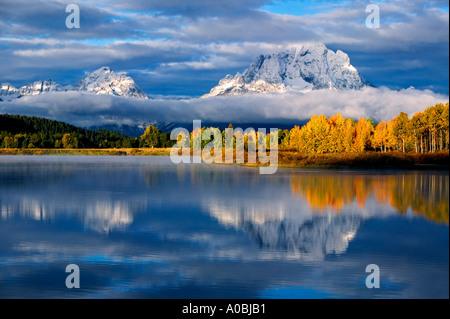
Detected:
left=281, top=103, right=449, bottom=154
left=290, top=173, right=449, bottom=224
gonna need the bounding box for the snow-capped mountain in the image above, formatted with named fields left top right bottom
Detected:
left=0, top=67, right=148, bottom=101
left=205, top=199, right=361, bottom=261
left=203, top=43, right=370, bottom=97
left=0, top=83, right=21, bottom=101
left=73, top=66, right=148, bottom=99
left=19, top=80, right=65, bottom=96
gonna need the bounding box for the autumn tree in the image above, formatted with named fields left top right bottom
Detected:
left=342, top=118, right=356, bottom=152
left=374, top=121, right=389, bottom=152
left=279, top=129, right=290, bottom=148
left=433, top=103, right=448, bottom=151
left=353, top=118, right=374, bottom=152
left=288, top=125, right=302, bottom=151
left=62, top=133, right=79, bottom=149
left=389, top=112, right=409, bottom=152
left=3, top=136, right=14, bottom=148
left=442, top=103, right=449, bottom=150
left=141, top=125, right=161, bottom=148
left=410, top=112, right=426, bottom=153
left=328, top=113, right=347, bottom=153
left=300, top=115, right=331, bottom=154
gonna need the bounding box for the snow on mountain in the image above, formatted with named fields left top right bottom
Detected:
left=0, top=67, right=148, bottom=101
left=205, top=199, right=361, bottom=261
left=1, top=80, right=65, bottom=101
left=73, top=66, right=148, bottom=99
left=0, top=83, right=21, bottom=101
left=203, top=43, right=370, bottom=97
left=18, top=80, right=65, bottom=96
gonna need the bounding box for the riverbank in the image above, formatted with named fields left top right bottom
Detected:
left=0, top=148, right=172, bottom=156
left=0, top=148, right=448, bottom=169
left=274, top=150, right=449, bottom=169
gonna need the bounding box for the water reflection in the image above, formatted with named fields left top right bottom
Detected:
left=290, top=173, right=449, bottom=224
left=201, top=171, right=448, bottom=260
left=0, top=156, right=448, bottom=298
left=0, top=157, right=152, bottom=233
left=206, top=199, right=361, bottom=261
left=1, top=198, right=134, bottom=233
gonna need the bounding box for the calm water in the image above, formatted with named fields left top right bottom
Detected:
left=0, top=156, right=448, bottom=299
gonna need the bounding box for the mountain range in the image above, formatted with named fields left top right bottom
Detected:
left=1, top=43, right=371, bottom=103
left=0, top=43, right=381, bottom=136
left=202, top=43, right=370, bottom=97
left=0, top=66, right=148, bottom=101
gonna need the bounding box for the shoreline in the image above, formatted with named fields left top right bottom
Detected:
left=0, top=148, right=448, bottom=170
left=0, top=148, right=172, bottom=156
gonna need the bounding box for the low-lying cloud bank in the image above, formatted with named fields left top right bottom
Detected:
left=1, top=87, right=448, bottom=131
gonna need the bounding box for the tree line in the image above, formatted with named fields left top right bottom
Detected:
left=1, top=102, right=448, bottom=152
left=179, top=102, right=449, bottom=155
left=281, top=102, right=449, bottom=154
left=290, top=173, right=448, bottom=224
left=0, top=114, right=174, bottom=149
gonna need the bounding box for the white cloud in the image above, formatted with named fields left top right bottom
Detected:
left=1, top=88, right=447, bottom=131
left=0, top=0, right=448, bottom=95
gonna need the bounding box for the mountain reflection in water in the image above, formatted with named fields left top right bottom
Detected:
left=0, top=157, right=448, bottom=298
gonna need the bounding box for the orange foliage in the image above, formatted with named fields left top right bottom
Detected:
left=290, top=173, right=449, bottom=224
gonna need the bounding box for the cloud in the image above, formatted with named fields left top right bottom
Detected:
left=1, top=88, right=447, bottom=131
left=93, top=0, right=271, bottom=17
left=0, top=0, right=448, bottom=96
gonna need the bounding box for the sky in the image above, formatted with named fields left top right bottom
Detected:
left=0, top=0, right=449, bottom=97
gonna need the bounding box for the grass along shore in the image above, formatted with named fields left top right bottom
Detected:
left=0, top=148, right=448, bottom=169
left=275, top=150, right=449, bottom=169
left=0, top=148, right=172, bottom=156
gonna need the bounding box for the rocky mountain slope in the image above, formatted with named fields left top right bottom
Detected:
left=203, top=43, right=370, bottom=97
left=0, top=67, right=148, bottom=101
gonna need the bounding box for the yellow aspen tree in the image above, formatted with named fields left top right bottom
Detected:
left=442, top=103, right=449, bottom=150
left=374, top=121, right=388, bottom=152
left=410, top=112, right=426, bottom=153
left=392, top=112, right=410, bottom=153
left=327, top=114, right=339, bottom=153
left=353, top=118, right=374, bottom=152
left=387, top=118, right=399, bottom=151
left=304, top=114, right=330, bottom=153
left=288, top=125, right=302, bottom=151
left=343, top=118, right=356, bottom=152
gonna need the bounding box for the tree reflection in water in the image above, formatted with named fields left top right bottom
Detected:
left=290, top=172, right=449, bottom=224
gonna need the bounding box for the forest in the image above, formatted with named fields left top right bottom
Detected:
left=0, top=114, right=174, bottom=149
left=0, top=102, right=448, bottom=155
left=280, top=102, right=449, bottom=154
left=183, top=102, right=449, bottom=155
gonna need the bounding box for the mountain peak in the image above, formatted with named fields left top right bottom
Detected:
left=74, top=67, right=148, bottom=99
left=95, top=66, right=112, bottom=73
left=0, top=80, right=64, bottom=101
left=0, top=67, right=149, bottom=101
left=19, top=79, right=65, bottom=96
left=203, top=43, right=369, bottom=97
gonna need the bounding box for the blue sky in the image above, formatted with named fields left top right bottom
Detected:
left=262, top=0, right=351, bottom=15
left=0, top=0, right=448, bottom=96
